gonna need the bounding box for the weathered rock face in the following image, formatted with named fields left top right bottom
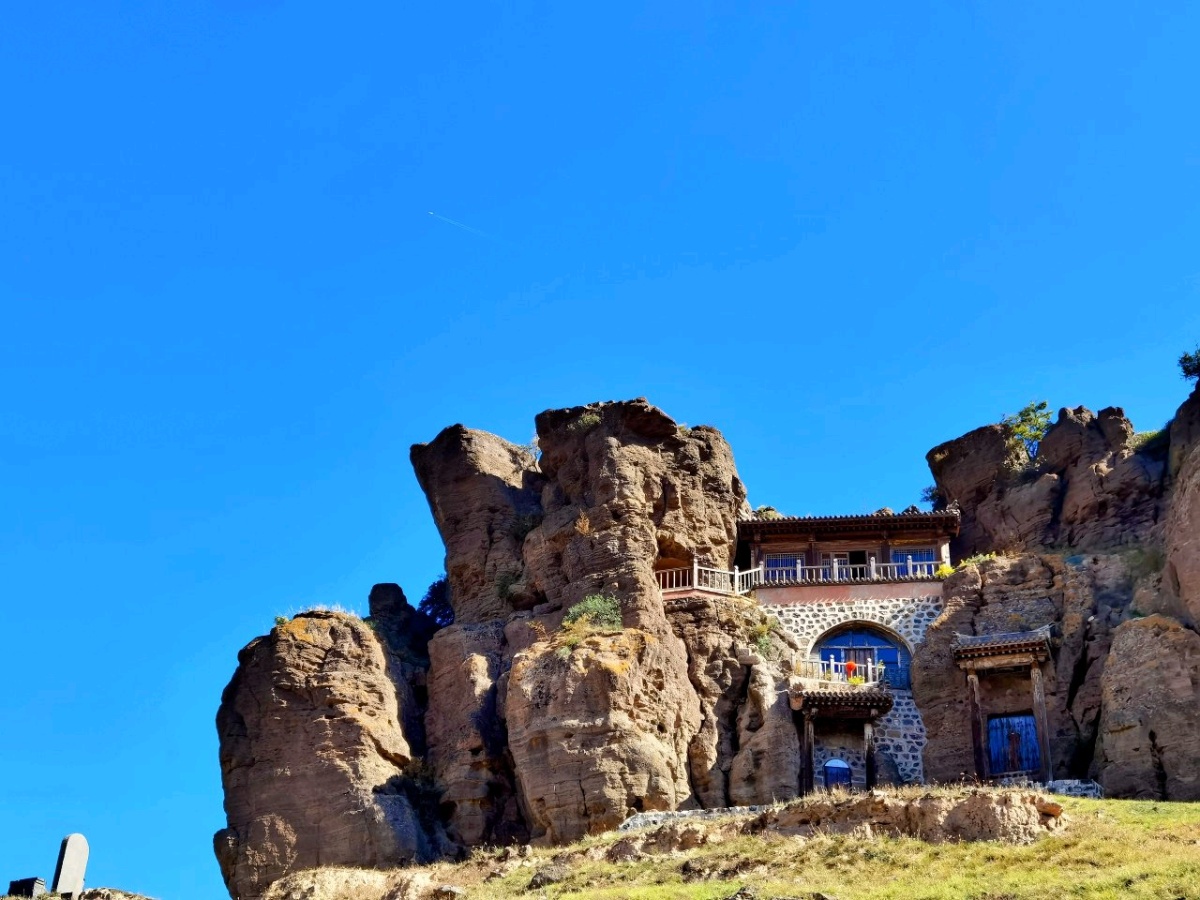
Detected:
left=663, top=594, right=801, bottom=808
left=928, top=407, right=1167, bottom=558
left=913, top=554, right=1135, bottom=785
left=1096, top=614, right=1200, bottom=800
left=1164, top=385, right=1200, bottom=626
left=424, top=620, right=526, bottom=847
left=411, top=427, right=546, bottom=623
left=516, top=401, right=747, bottom=624
left=504, top=626, right=701, bottom=843
left=412, top=398, right=755, bottom=846
left=214, top=607, right=453, bottom=900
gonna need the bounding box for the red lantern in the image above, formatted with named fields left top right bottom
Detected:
left=845, top=660, right=857, bottom=677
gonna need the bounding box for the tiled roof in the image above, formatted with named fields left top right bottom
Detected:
left=741, top=509, right=960, bottom=524
left=954, top=626, right=1053, bottom=657
left=738, top=509, right=961, bottom=536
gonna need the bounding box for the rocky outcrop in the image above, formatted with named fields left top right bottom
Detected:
left=927, top=407, right=1167, bottom=557
left=411, top=427, right=545, bottom=623
left=414, top=399, right=754, bottom=845
left=1164, top=385, right=1200, bottom=625
left=424, top=621, right=525, bottom=846
left=1096, top=614, right=1200, bottom=800
left=214, top=607, right=453, bottom=900
left=663, top=595, right=800, bottom=809
left=504, top=626, right=701, bottom=843
left=744, top=789, right=1065, bottom=843
left=913, top=554, right=1134, bottom=784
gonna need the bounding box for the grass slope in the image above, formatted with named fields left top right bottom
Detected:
left=442, top=797, right=1200, bottom=900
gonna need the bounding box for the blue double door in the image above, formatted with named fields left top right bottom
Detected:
left=987, top=714, right=1041, bottom=775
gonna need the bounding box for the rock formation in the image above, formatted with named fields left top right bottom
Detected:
left=913, top=554, right=1134, bottom=784
left=216, top=384, right=1200, bottom=897
left=217, top=398, right=801, bottom=898
left=927, top=406, right=1167, bottom=558
left=409, top=399, right=774, bottom=847
left=1095, top=614, right=1200, bottom=799
left=214, top=601, right=453, bottom=900
left=918, top=383, right=1200, bottom=799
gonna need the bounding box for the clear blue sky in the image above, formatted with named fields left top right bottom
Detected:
left=3, top=3, right=1199, bottom=898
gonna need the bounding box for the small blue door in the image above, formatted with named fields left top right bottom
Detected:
left=823, top=759, right=852, bottom=788
left=987, top=714, right=1040, bottom=775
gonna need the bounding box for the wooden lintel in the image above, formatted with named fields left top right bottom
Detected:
left=956, top=651, right=1040, bottom=671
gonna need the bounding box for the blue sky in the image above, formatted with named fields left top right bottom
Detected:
left=3, top=3, right=1199, bottom=898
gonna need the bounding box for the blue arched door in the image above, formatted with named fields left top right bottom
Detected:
left=824, top=759, right=852, bottom=788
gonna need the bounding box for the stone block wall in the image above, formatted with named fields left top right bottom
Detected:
left=758, top=584, right=944, bottom=786
left=875, top=692, right=927, bottom=784
left=757, top=586, right=944, bottom=654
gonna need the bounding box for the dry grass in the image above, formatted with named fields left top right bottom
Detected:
left=426, top=795, right=1200, bottom=900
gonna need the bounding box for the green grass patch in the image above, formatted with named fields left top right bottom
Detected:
left=450, top=797, right=1200, bottom=900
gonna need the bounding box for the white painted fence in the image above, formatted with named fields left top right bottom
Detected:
left=793, top=657, right=887, bottom=685
left=655, top=563, right=763, bottom=596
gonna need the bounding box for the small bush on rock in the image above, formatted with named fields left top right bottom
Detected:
left=1001, top=401, right=1052, bottom=457
left=1180, top=345, right=1200, bottom=381
left=563, top=594, right=623, bottom=630
left=567, top=411, right=602, bottom=433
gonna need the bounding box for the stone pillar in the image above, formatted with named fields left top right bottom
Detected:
left=800, top=710, right=815, bottom=795
left=864, top=721, right=877, bottom=789
left=1030, top=663, right=1053, bottom=783
left=966, top=669, right=987, bottom=780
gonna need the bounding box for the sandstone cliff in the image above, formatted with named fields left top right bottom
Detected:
left=927, top=406, right=1167, bottom=558
left=214, top=599, right=453, bottom=900
left=216, top=385, right=1200, bottom=898
left=217, top=398, right=800, bottom=899
left=409, top=400, right=789, bottom=846
left=919, top=383, right=1200, bottom=799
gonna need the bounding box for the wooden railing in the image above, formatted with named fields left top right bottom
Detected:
left=761, top=555, right=941, bottom=583
left=656, top=563, right=763, bottom=596
left=793, top=657, right=888, bottom=685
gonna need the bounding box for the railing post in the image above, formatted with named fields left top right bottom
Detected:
left=906, top=555, right=913, bottom=578
left=869, top=556, right=877, bottom=580
left=796, top=559, right=802, bottom=581
left=832, top=558, right=840, bottom=582
left=692, top=558, right=699, bottom=590
left=733, top=565, right=740, bottom=594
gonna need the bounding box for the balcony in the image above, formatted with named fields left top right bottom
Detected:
left=791, top=657, right=909, bottom=689
left=655, top=557, right=945, bottom=599
left=761, top=555, right=942, bottom=584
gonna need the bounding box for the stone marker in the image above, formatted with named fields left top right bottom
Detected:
left=7, top=877, right=46, bottom=897
left=51, top=833, right=89, bottom=898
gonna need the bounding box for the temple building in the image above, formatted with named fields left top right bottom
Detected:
left=659, top=508, right=964, bottom=792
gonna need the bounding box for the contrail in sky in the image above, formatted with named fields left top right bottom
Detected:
left=428, top=211, right=496, bottom=241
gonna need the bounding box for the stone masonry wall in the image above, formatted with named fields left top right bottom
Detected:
left=758, top=584, right=944, bottom=786
left=756, top=586, right=944, bottom=654
left=875, top=692, right=927, bottom=785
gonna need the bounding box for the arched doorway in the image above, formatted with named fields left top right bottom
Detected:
left=823, top=758, right=852, bottom=789
left=811, top=622, right=912, bottom=689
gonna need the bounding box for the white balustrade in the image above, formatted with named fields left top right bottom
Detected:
left=792, top=656, right=887, bottom=685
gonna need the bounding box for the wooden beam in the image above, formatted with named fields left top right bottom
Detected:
left=967, top=669, right=987, bottom=781
left=800, top=711, right=815, bottom=795
left=1031, top=663, right=1053, bottom=783
left=864, top=721, right=877, bottom=789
